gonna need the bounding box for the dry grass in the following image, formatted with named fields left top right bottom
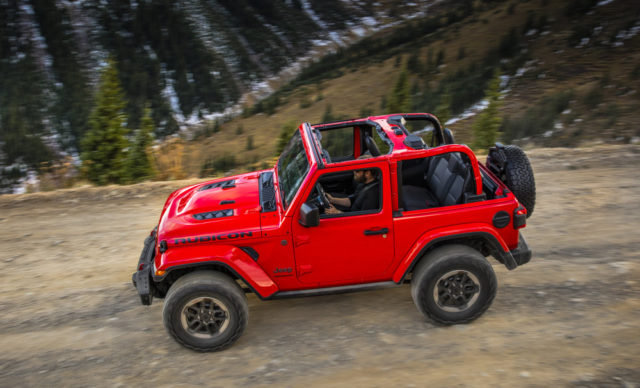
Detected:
left=180, top=0, right=640, bottom=177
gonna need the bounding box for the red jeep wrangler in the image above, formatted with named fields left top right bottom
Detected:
left=133, top=113, right=535, bottom=352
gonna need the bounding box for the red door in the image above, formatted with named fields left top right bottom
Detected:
left=291, top=164, right=394, bottom=287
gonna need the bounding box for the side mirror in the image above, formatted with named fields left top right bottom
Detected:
left=299, top=202, right=320, bottom=227
left=443, top=128, right=455, bottom=144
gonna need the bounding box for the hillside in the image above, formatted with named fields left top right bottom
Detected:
left=182, top=0, right=640, bottom=178
left=0, top=0, right=438, bottom=192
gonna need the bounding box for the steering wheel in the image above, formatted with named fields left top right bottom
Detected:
left=314, top=182, right=331, bottom=209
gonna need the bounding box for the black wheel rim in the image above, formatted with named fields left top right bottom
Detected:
left=433, top=270, right=481, bottom=312
left=180, top=297, right=230, bottom=339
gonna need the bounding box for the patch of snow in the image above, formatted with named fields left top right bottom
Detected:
left=612, top=21, right=640, bottom=46
left=445, top=99, right=489, bottom=126
left=576, top=37, right=590, bottom=48
left=543, top=130, right=553, bottom=137
left=499, top=75, right=510, bottom=89
left=525, top=29, right=538, bottom=37
left=162, top=77, right=184, bottom=124
left=351, top=26, right=367, bottom=37
left=328, top=31, right=344, bottom=46
left=361, top=17, right=377, bottom=27
left=554, top=122, right=564, bottom=130
left=143, top=45, right=157, bottom=60
left=593, top=26, right=603, bottom=36
left=596, top=0, right=615, bottom=6
left=299, top=0, right=329, bottom=30
left=562, top=109, right=572, bottom=115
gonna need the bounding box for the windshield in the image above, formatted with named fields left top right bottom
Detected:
left=277, top=130, right=310, bottom=209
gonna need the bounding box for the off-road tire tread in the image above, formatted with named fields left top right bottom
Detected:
left=503, top=145, right=536, bottom=218
left=411, top=245, right=497, bottom=325
left=163, top=271, right=248, bottom=352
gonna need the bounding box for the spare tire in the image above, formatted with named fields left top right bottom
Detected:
left=503, top=145, right=536, bottom=218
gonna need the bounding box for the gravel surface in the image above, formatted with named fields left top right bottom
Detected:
left=0, top=145, right=639, bottom=387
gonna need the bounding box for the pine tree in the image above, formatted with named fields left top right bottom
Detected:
left=387, top=69, right=411, bottom=113
left=434, top=91, right=452, bottom=126
left=127, top=106, right=156, bottom=182
left=275, top=121, right=297, bottom=156
left=81, top=59, right=130, bottom=185
left=246, top=135, right=254, bottom=151
left=322, top=104, right=336, bottom=122
left=473, top=70, right=503, bottom=150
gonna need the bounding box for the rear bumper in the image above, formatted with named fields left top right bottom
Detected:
left=510, top=232, right=532, bottom=267
left=132, top=231, right=157, bottom=306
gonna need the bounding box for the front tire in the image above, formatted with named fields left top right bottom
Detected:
left=162, top=271, right=248, bottom=351
left=411, top=245, right=497, bottom=325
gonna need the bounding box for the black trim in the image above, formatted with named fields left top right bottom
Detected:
left=159, top=240, right=168, bottom=253
left=398, top=232, right=519, bottom=283
left=364, top=227, right=389, bottom=236
left=240, top=246, right=259, bottom=261
left=493, top=211, right=511, bottom=228
left=304, top=122, right=325, bottom=169
left=386, top=116, right=409, bottom=135
left=511, top=232, right=532, bottom=266
left=463, top=192, right=487, bottom=203
left=132, top=234, right=157, bottom=305
left=220, top=200, right=235, bottom=205
left=259, top=171, right=277, bottom=212
left=193, top=209, right=234, bottom=220
left=152, top=261, right=268, bottom=300
left=372, top=120, right=394, bottom=154
left=268, top=281, right=398, bottom=299
left=403, top=134, right=426, bottom=149
left=198, top=179, right=236, bottom=192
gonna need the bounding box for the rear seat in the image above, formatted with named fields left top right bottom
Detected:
left=401, top=153, right=473, bottom=210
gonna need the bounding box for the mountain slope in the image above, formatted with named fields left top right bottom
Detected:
left=181, top=0, right=640, bottom=178
left=0, top=0, right=438, bottom=192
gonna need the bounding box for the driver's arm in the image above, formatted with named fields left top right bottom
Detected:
left=326, top=193, right=351, bottom=208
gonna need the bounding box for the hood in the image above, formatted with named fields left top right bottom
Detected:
left=157, top=171, right=269, bottom=248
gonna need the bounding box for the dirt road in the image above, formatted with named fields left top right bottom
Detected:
left=1, top=145, right=639, bottom=387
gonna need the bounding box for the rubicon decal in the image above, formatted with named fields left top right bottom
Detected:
left=172, top=230, right=256, bottom=245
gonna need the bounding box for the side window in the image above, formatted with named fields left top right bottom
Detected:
left=399, top=152, right=477, bottom=211
left=307, top=167, right=383, bottom=217
left=320, top=127, right=353, bottom=162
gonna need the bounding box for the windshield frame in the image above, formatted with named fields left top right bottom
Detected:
left=276, top=129, right=310, bottom=210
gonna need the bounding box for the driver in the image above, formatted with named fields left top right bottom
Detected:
left=325, top=168, right=379, bottom=214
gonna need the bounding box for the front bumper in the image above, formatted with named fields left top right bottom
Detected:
left=132, top=230, right=157, bottom=306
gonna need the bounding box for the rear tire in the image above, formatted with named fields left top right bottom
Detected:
left=503, top=145, right=536, bottom=218
left=411, top=245, right=497, bottom=325
left=163, top=271, right=248, bottom=351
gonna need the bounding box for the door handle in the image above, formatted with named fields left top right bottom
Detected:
left=364, top=227, right=389, bottom=236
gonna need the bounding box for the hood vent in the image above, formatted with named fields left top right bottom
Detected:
left=259, top=172, right=276, bottom=212
left=199, top=179, right=236, bottom=192
left=193, top=209, right=234, bottom=221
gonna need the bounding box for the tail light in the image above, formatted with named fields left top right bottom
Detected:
left=513, top=206, right=527, bottom=229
